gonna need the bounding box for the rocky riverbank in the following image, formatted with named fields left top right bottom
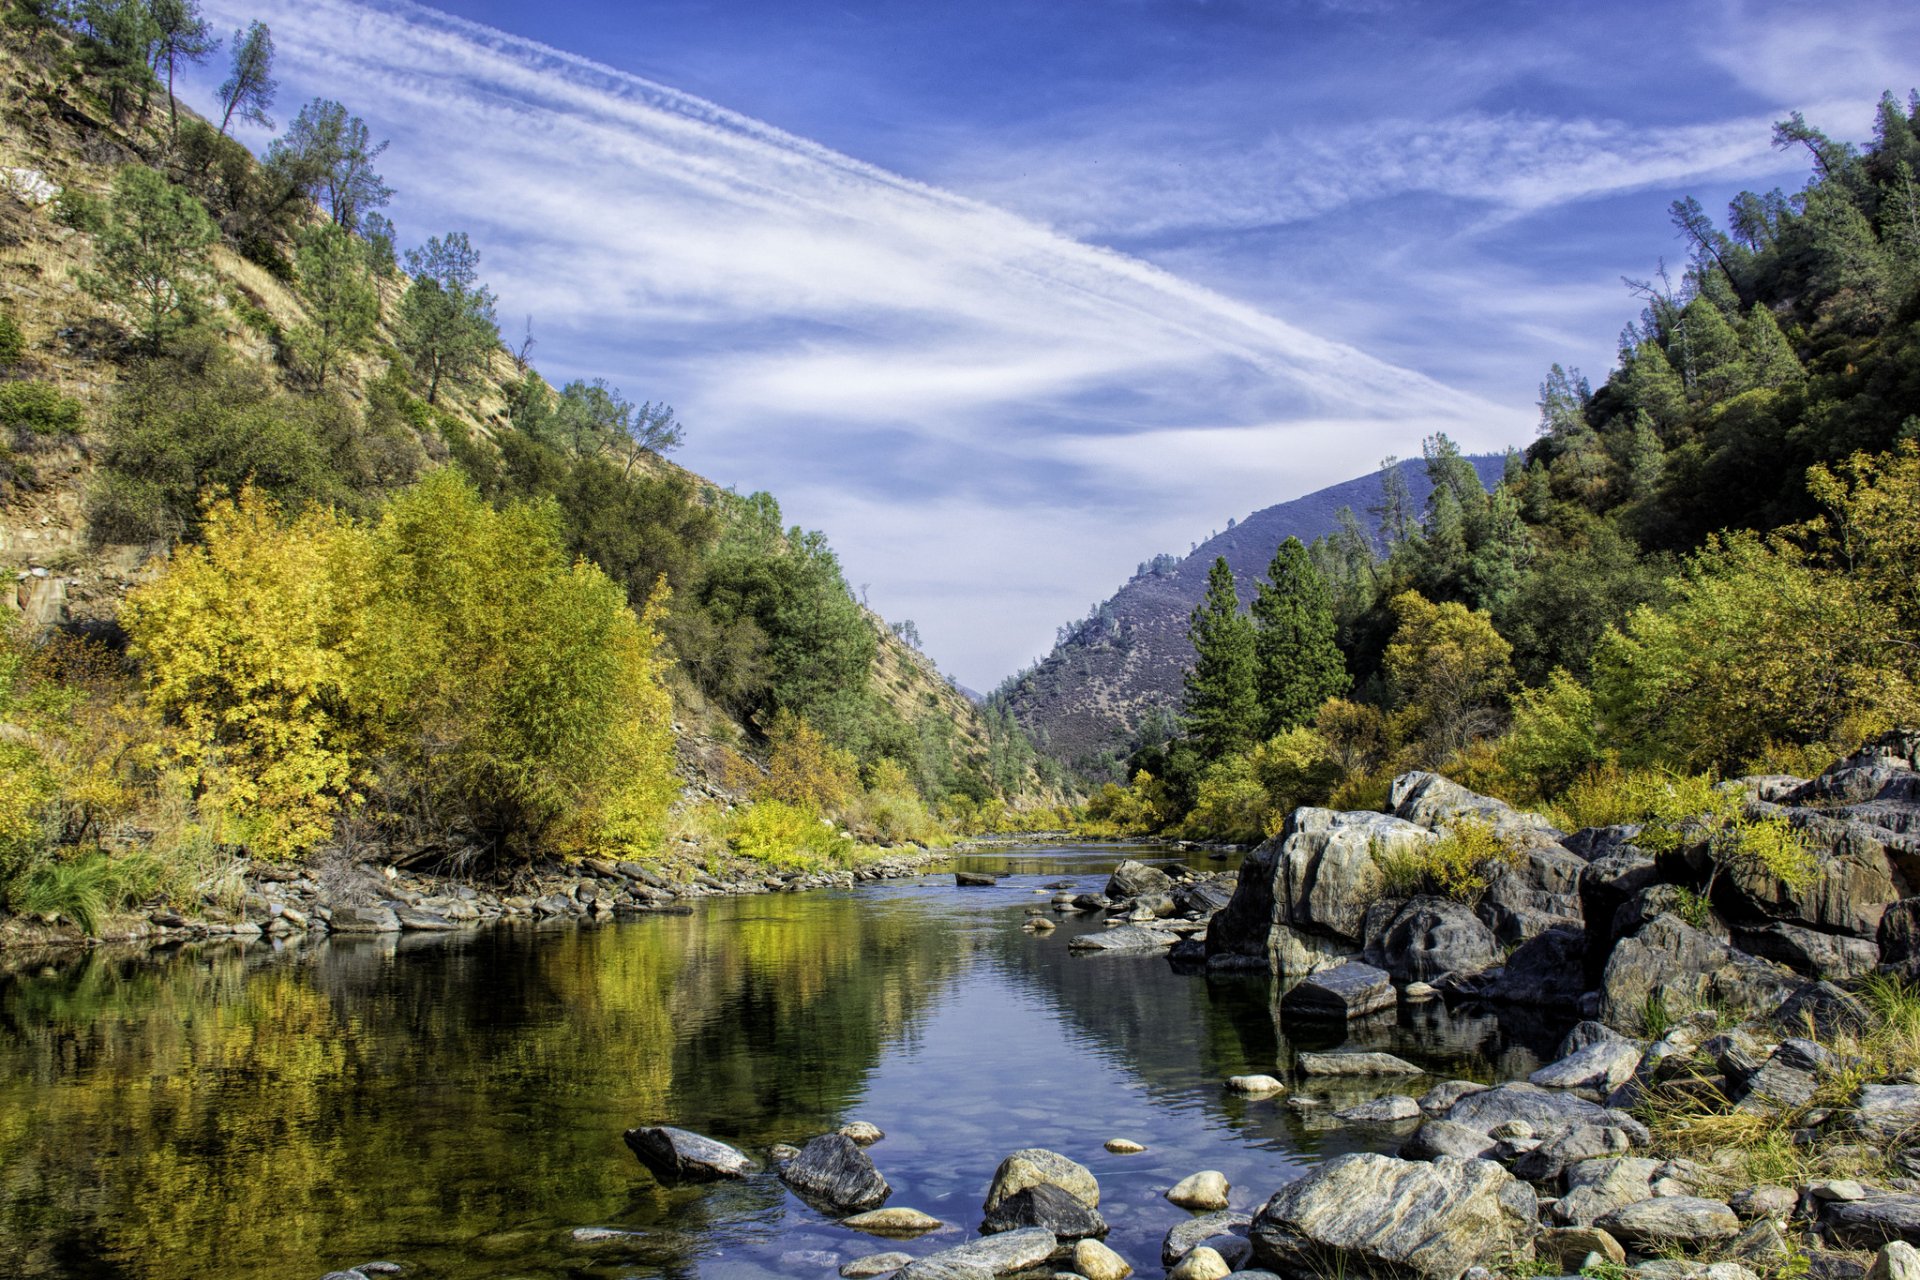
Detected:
left=0, top=844, right=949, bottom=954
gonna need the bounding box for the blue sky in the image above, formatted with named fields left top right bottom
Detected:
left=180, top=0, right=1920, bottom=690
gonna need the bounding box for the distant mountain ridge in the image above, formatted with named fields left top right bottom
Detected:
left=999, top=454, right=1509, bottom=772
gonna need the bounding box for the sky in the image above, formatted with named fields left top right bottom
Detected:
left=178, top=0, right=1920, bottom=691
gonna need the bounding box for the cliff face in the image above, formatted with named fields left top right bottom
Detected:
left=999, top=456, right=1507, bottom=772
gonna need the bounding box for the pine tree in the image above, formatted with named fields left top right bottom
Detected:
left=217, top=20, right=275, bottom=136
left=1251, top=538, right=1348, bottom=737
left=1182, top=557, right=1258, bottom=763
left=1614, top=340, right=1687, bottom=437
left=1677, top=297, right=1748, bottom=402
left=1740, top=305, right=1803, bottom=388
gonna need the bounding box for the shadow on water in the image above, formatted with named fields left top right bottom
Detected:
left=0, top=844, right=1572, bottom=1280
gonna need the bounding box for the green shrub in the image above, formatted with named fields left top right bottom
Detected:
left=0, top=381, right=86, bottom=437
left=1372, top=818, right=1524, bottom=903
left=725, top=799, right=853, bottom=870
left=0, top=312, right=23, bottom=366
left=53, top=188, right=105, bottom=234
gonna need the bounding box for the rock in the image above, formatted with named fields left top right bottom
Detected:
left=1558, top=1021, right=1628, bottom=1058
left=1854, top=1086, right=1920, bottom=1144
left=1440, top=926, right=1588, bottom=1007
left=1735, top=922, right=1881, bottom=981
left=985, top=1149, right=1098, bottom=1212
left=1599, top=914, right=1801, bottom=1030
left=1400, top=1120, right=1499, bottom=1162
left=769, top=1142, right=803, bottom=1162
left=1104, top=1138, right=1145, bottom=1153
left=1510, top=1124, right=1635, bottom=1185
left=1068, top=924, right=1177, bottom=953
left=1168, top=1171, right=1232, bottom=1211
left=1595, top=1197, right=1740, bottom=1249
left=1536, top=1227, right=1627, bottom=1270
left=1404, top=981, right=1439, bottom=1001
left=1553, top=1158, right=1660, bottom=1227
left=1719, top=806, right=1904, bottom=938
left=623, top=1125, right=753, bottom=1181
left=1175, top=874, right=1239, bottom=918
left=1299, top=1051, right=1424, bottom=1076
left=329, top=904, right=401, bottom=933
left=1775, top=979, right=1872, bottom=1038
left=1171, top=1248, right=1231, bottom=1280
left=779, top=1132, right=892, bottom=1211
left=394, top=907, right=460, bottom=931
left=1363, top=896, right=1504, bottom=982
left=1419, top=1080, right=1491, bottom=1115
left=1530, top=1038, right=1646, bottom=1094
left=843, top=1207, right=944, bottom=1235
left=1730, top=1185, right=1798, bottom=1220
left=1226, top=1075, right=1286, bottom=1094
left=1810, top=1180, right=1874, bottom=1203
left=1073, top=1238, right=1133, bottom=1280
left=1870, top=1241, right=1920, bottom=1280
left=1728, top=1218, right=1792, bottom=1263
left=843, top=1252, right=915, bottom=1278
left=840, top=1120, right=886, bottom=1146
left=1443, top=1082, right=1616, bottom=1137
left=903, top=1227, right=1057, bottom=1278
left=1278, top=962, right=1395, bottom=1021
left=1824, top=1196, right=1920, bottom=1249
left=981, top=1182, right=1107, bottom=1241
left=1248, top=1154, right=1536, bottom=1280
left=1335, top=1095, right=1423, bottom=1125
left=1106, top=860, right=1174, bottom=900
left=1206, top=809, right=1436, bottom=972
left=955, top=872, right=1000, bottom=886
left=1162, top=1212, right=1252, bottom=1266
left=1390, top=772, right=1566, bottom=848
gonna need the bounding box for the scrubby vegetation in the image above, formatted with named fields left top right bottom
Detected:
left=1087, top=94, right=1920, bottom=847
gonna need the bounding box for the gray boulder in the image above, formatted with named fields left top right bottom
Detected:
left=1735, top=922, right=1880, bottom=981
left=1439, top=926, right=1587, bottom=1007
left=330, top=904, right=402, bottom=933
left=1176, top=873, right=1240, bottom=918
left=980, top=1182, right=1107, bottom=1241
left=1599, top=914, right=1801, bottom=1030
left=897, top=1228, right=1057, bottom=1279
left=1400, top=1119, right=1500, bottom=1162
left=1554, top=1157, right=1660, bottom=1227
left=1530, top=1038, right=1646, bottom=1095
left=623, top=1125, right=753, bottom=1181
left=1824, top=1197, right=1920, bottom=1249
left=1853, top=1085, right=1920, bottom=1145
left=1389, top=772, right=1566, bottom=850
left=1299, top=1051, right=1424, bottom=1076
left=1363, top=896, right=1503, bottom=982
left=984, top=1148, right=1098, bottom=1211
left=1509, top=1124, right=1636, bottom=1185
left=1106, top=860, right=1174, bottom=901
left=1444, top=1083, right=1616, bottom=1137
left=778, top=1132, right=891, bottom=1211
left=1249, top=1153, right=1537, bottom=1280
left=1162, top=1212, right=1253, bottom=1266
left=1717, top=805, right=1903, bottom=939
left=1335, top=1095, right=1423, bottom=1124
left=1279, top=962, right=1395, bottom=1020
left=1596, top=1197, right=1740, bottom=1250
left=1068, top=924, right=1177, bottom=954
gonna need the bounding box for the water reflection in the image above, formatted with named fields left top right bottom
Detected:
left=0, top=846, right=1571, bottom=1279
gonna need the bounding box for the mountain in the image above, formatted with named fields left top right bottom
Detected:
left=998, top=455, right=1508, bottom=772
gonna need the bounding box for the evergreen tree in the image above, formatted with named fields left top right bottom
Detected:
left=1613, top=340, right=1687, bottom=438
left=1182, top=557, right=1258, bottom=763
left=148, top=0, right=217, bottom=140
left=217, top=20, right=275, bottom=136
left=73, top=0, right=157, bottom=123
left=290, top=222, right=377, bottom=389
left=1677, top=297, right=1748, bottom=402
left=1740, top=304, right=1803, bottom=388
left=398, top=232, right=499, bottom=404
left=1251, top=537, right=1348, bottom=736
left=84, top=165, right=216, bottom=351
left=272, top=99, right=393, bottom=233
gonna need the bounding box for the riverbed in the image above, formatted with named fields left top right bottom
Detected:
left=0, top=844, right=1572, bottom=1279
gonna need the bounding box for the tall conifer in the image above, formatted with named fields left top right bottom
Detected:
left=1251, top=538, right=1348, bottom=736
left=1183, top=557, right=1258, bottom=763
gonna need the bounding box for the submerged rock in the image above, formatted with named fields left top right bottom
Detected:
left=1162, top=1211, right=1253, bottom=1267
left=842, top=1252, right=914, bottom=1278
left=779, top=1132, right=892, bottom=1211
left=1249, top=1153, right=1536, bottom=1280
left=1226, top=1074, right=1286, bottom=1094
left=843, top=1207, right=944, bottom=1235
left=1299, top=1051, right=1423, bottom=1076
left=901, top=1227, right=1058, bottom=1278
left=623, top=1125, right=753, bottom=1181
left=1068, top=924, right=1177, bottom=954
left=1278, top=962, right=1395, bottom=1020
left=955, top=872, right=1000, bottom=887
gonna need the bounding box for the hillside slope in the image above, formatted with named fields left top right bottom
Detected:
left=1000, top=455, right=1506, bottom=772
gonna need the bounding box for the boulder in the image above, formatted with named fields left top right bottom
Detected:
left=1536, top=1227, right=1627, bottom=1270
left=1206, top=809, right=1435, bottom=972
left=980, top=1182, right=1107, bottom=1241
left=1162, top=1211, right=1252, bottom=1266
left=1419, top=1080, right=1492, bottom=1115
left=843, top=1253, right=915, bottom=1278
left=1718, top=805, right=1903, bottom=938
left=1400, top=1119, right=1500, bottom=1162
left=778, top=1132, right=892, bottom=1212
left=330, top=904, right=402, bottom=933
left=1870, top=1242, right=1920, bottom=1280
left=1389, top=772, right=1566, bottom=850
left=1278, top=962, right=1395, bottom=1021
left=1363, top=896, right=1503, bottom=982
left=1171, top=1248, right=1232, bottom=1280
left=984, top=1148, right=1098, bottom=1212
left=1775, top=979, right=1871, bottom=1038
left=1299, top=1051, right=1425, bottom=1076
left=1825, top=1198, right=1920, bottom=1250
left=917, top=1227, right=1058, bottom=1276
left=1881, top=898, right=1920, bottom=975
left=1443, top=1083, right=1617, bottom=1138
left=1554, top=1157, right=1660, bottom=1227
left=1175, top=874, right=1239, bottom=918
left=1335, top=1095, right=1423, bottom=1125
left=1530, top=1038, right=1646, bottom=1095
left=623, top=1125, right=753, bottom=1181
left=1735, top=922, right=1880, bottom=981
left=955, top=872, right=1000, bottom=886
left=1854, top=1085, right=1920, bottom=1144
left=1068, top=924, right=1177, bottom=954
left=1596, top=1197, right=1740, bottom=1250
left=1168, top=1170, right=1232, bottom=1211
left=1106, top=860, right=1174, bottom=901
left=1073, top=1239, right=1134, bottom=1280
left=1598, top=914, right=1801, bottom=1030
left=1509, top=1124, right=1635, bottom=1185
left=1438, top=926, right=1588, bottom=1007
left=843, top=1207, right=944, bottom=1235
left=1248, top=1154, right=1537, bottom=1280
left=1729, top=1186, right=1798, bottom=1221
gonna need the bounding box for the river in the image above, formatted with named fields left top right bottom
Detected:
left=0, top=843, right=1572, bottom=1279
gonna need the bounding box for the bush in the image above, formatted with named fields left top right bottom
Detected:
left=759, top=711, right=857, bottom=812
left=724, top=799, right=853, bottom=870
left=0, top=311, right=23, bottom=366
left=0, top=381, right=86, bottom=437
left=1501, top=668, right=1603, bottom=795
left=1181, top=753, right=1270, bottom=844
left=53, top=188, right=105, bottom=234
left=1372, top=818, right=1523, bottom=902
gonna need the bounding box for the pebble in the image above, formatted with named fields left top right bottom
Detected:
left=1167, top=1170, right=1231, bottom=1211
left=1170, top=1246, right=1231, bottom=1280
left=839, top=1120, right=886, bottom=1146
left=1225, top=1074, right=1285, bottom=1094
left=1104, top=1138, right=1146, bottom=1154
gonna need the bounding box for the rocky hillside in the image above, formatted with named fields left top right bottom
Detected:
left=0, top=25, right=1006, bottom=799
left=999, top=455, right=1505, bottom=773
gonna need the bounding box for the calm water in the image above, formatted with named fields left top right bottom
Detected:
left=0, top=845, right=1571, bottom=1280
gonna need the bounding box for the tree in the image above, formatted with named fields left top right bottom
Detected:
left=217, top=20, right=275, bottom=136
left=1250, top=537, right=1347, bottom=737
left=543, top=379, right=682, bottom=468
left=1382, top=590, right=1514, bottom=763
left=1182, top=557, right=1258, bottom=763
left=73, top=0, right=157, bottom=123
left=271, top=99, right=392, bottom=233
left=148, top=0, right=217, bottom=140
left=1740, top=305, right=1803, bottom=388
left=290, top=222, right=377, bottom=389
left=1675, top=297, right=1747, bottom=402
left=84, top=165, right=216, bottom=351
left=397, top=232, right=499, bottom=404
